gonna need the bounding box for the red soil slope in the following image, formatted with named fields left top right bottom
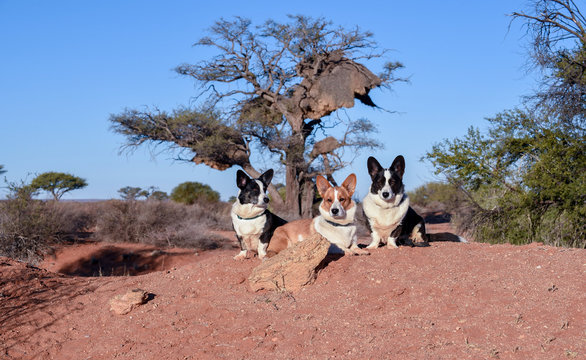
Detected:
left=1, top=225, right=585, bottom=359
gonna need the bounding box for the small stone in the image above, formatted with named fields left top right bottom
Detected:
left=109, top=289, right=149, bottom=315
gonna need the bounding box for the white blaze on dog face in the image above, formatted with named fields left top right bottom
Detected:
left=367, top=156, right=405, bottom=202
left=255, top=180, right=269, bottom=207
left=236, top=170, right=271, bottom=208
left=379, top=169, right=393, bottom=200
left=317, top=174, right=356, bottom=219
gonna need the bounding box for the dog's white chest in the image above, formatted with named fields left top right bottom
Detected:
left=231, top=202, right=267, bottom=237
left=314, top=216, right=356, bottom=250
left=362, top=193, right=409, bottom=237
left=231, top=214, right=266, bottom=237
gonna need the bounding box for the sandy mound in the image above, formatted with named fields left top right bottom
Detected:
left=1, top=224, right=585, bottom=359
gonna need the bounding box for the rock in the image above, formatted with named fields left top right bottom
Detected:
left=248, top=233, right=330, bottom=292
left=109, top=288, right=149, bottom=315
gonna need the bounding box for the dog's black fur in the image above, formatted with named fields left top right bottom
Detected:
left=232, top=169, right=287, bottom=258
left=364, top=156, right=429, bottom=247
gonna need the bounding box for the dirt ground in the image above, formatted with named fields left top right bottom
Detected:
left=1, top=216, right=585, bottom=360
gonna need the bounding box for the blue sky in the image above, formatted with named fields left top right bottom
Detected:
left=0, top=0, right=538, bottom=201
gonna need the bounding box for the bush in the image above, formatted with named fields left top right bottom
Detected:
left=424, top=109, right=586, bottom=248
left=0, top=182, right=60, bottom=263
left=51, top=201, right=98, bottom=237
left=170, top=181, right=220, bottom=204
left=92, top=199, right=232, bottom=248
left=408, top=181, right=466, bottom=212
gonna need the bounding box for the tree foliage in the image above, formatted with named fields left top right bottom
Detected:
left=170, top=181, right=220, bottom=205
left=149, top=190, right=169, bottom=201
left=110, top=15, right=405, bottom=217
left=426, top=109, right=585, bottom=246
left=118, top=186, right=168, bottom=201
left=118, top=186, right=149, bottom=201
left=408, top=181, right=466, bottom=211
left=424, top=0, right=586, bottom=247
left=30, top=172, right=88, bottom=201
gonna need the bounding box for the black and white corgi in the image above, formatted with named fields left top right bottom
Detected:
left=362, top=156, right=430, bottom=249
left=231, top=169, right=287, bottom=260
left=266, top=174, right=369, bottom=257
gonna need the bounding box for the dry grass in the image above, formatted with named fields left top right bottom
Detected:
left=1, top=196, right=233, bottom=264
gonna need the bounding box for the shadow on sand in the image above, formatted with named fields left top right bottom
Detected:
left=56, top=246, right=200, bottom=277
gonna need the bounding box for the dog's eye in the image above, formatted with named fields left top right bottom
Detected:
left=339, top=198, right=345, bottom=202
left=326, top=198, right=333, bottom=203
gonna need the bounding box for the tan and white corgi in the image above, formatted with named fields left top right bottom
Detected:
left=266, top=174, right=369, bottom=257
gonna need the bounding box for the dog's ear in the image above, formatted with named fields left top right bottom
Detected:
left=341, top=173, right=357, bottom=197
left=315, top=175, right=331, bottom=198
left=390, top=155, right=405, bottom=179
left=367, top=157, right=383, bottom=180
left=259, top=169, right=274, bottom=187
left=236, top=170, right=250, bottom=189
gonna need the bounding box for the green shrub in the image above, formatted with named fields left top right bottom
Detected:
left=408, top=181, right=466, bottom=212
left=170, top=181, right=220, bottom=204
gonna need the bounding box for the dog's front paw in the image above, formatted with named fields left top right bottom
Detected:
left=386, top=238, right=399, bottom=249
left=366, top=243, right=379, bottom=249
left=233, top=250, right=248, bottom=260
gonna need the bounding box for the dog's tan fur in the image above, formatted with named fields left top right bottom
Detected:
left=266, top=174, right=368, bottom=257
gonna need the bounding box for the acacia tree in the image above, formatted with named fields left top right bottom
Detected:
left=110, top=15, right=404, bottom=217
left=118, top=186, right=149, bottom=201
left=30, top=172, right=87, bottom=201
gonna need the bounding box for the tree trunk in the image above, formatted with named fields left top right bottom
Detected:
left=300, top=177, right=315, bottom=218
left=285, top=165, right=300, bottom=218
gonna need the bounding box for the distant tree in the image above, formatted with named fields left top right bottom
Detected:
left=110, top=15, right=405, bottom=218
left=30, top=172, right=87, bottom=201
left=170, top=181, right=220, bottom=204
left=148, top=190, right=169, bottom=201
left=118, top=186, right=149, bottom=201
left=0, top=165, right=6, bottom=175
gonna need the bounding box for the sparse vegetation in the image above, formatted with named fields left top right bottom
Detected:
left=0, top=178, right=231, bottom=263
left=0, top=181, right=60, bottom=263
left=93, top=199, right=231, bottom=248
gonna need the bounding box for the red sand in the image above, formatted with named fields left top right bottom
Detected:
left=1, top=223, right=585, bottom=359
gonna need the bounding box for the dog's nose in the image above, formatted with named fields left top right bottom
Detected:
left=382, top=192, right=389, bottom=198
left=263, top=196, right=270, bottom=204
left=331, top=208, right=339, bottom=215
